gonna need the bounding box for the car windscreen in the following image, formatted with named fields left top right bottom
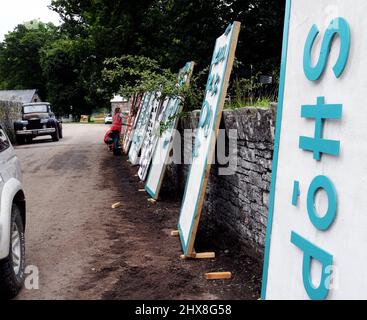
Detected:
left=23, top=105, right=48, bottom=114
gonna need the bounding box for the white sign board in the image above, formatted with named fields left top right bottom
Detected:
left=144, top=62, right=195, bottom=192
left=123, top=94, right=144, bottom=154
left=128, top=92, right=155, bottom=165
left=178, top=22, right=240, bottom=257
left=138, top=93, right=162, bottom=180
left=262, top=0, right=367, bottom=300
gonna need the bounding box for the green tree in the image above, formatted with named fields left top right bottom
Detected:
left=40, top=37, right=95, bottom=115
left=0, top=1, right=286, bottom=116
left=0, top=20, right=58, bottom=98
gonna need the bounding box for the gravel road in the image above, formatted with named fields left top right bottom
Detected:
left=15, top=124, right=120, bottom=299
left=13, top=123, right=261, bottom=300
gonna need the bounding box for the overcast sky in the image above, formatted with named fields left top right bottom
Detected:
left=0, top=0, right=61, bottom=40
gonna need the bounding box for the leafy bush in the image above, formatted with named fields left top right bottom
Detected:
left=102, top=55, right=180, bottom=101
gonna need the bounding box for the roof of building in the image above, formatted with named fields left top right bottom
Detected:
left=0, top=89, right=38, bottom=103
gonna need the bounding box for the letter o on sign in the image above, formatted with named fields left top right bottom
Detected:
left=199, top=101, right=212, bottom=138
left=307, top=175, right=337, bottom=231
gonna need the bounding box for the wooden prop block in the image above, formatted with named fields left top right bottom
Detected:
left=147, top=198, right=157, bottom=204
left=138, top=189, right=146, bottom=192
left=205, top=272, right=232, bottom=280
left=111, top=202, right=121, bottom=209
left=171, top=230, right=180, bottom=237
left=180, top=252, right=216, bottom=260
left=195, top=252, right=216, bottom=259
left=177, top=22, right=241, bottom=257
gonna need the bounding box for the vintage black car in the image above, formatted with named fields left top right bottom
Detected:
left=14, top=103, right=63, bottom=144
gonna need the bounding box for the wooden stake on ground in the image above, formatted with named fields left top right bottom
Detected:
left=138, top=189, right=146, bottom=192
left=205, top=272, right=232, bottom=280
left=171, top=230, right=180, bottom=237
left=111, top=202, right=121, bottom=209
left=180, top=252, right=216, bottom=260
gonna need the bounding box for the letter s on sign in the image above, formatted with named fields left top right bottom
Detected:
left=303, top=17, right=351, bottom=81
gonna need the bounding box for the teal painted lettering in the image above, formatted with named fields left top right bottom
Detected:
left=303, top=17, right=350, bottom=81
left=299, top=97, right=342, bottom=161
left=291, top=232, right=333, bottom=300
left=292, top=181, right=300, bottom=207
left=307, top=176, right=337, bottom=231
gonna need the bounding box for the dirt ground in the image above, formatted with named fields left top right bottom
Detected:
left=15, top=124, right=262, bottom=300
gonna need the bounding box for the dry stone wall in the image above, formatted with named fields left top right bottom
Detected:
left=0, top=100, right=22, bottom=142
left=162, top=104, right=277, bottom=258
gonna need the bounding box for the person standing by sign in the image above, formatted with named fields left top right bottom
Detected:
left=110, top=107, right=127, bottom=155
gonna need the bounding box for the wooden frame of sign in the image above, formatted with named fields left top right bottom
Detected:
left=178, top=22, right=241, bottom=257
left=123, top=93, right=144, bottom=154
left=142, top=62, right=195, bottom=188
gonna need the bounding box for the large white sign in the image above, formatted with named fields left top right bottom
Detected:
left=138, top=97, right=166, bottom=182
left=178, top=22, right=240, bottom=257
left=128, top=92, right=155, bottom=165
left=262, top=0, right=367, bottom=300
left=144, top=62, right=195, bottom=191
left=138, top=93, right=162, bottom=180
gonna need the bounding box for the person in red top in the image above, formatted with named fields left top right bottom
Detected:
left=111, top=107, right=124, bottom=134
left=105, top=108, right=128, bottom=155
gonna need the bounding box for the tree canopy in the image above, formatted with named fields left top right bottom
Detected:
left=0, top=0, right=285, bottom=115
left=0, top=21, right=57, bottom=98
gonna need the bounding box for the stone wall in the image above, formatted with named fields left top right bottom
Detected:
left=162, top=104, right=276, bottom=258
left=0, top=100, right=22, bottom=142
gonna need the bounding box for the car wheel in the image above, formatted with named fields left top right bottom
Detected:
left=52, top=127, right=60, bottom=142
left=25, top=137, right=33, bottom=144
left=16, top=136, right=25, bottom=145
left=0, top=205, right=26, bottom=299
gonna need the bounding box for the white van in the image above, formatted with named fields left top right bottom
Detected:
left=0, top=125, right=26, bottom=299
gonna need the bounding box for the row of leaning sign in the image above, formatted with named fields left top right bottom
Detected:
left=124, top=21, right=241, bottom=261
left=121, top=0, right=363, bottom=300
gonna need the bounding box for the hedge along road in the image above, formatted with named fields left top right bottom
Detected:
left=14, top=123, right=261, bottom=300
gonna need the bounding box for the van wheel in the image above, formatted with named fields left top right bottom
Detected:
left=0, top=205, right=26, bottom=299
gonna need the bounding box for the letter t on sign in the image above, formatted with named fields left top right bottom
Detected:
left=299, top=97, right=343, bottom=161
